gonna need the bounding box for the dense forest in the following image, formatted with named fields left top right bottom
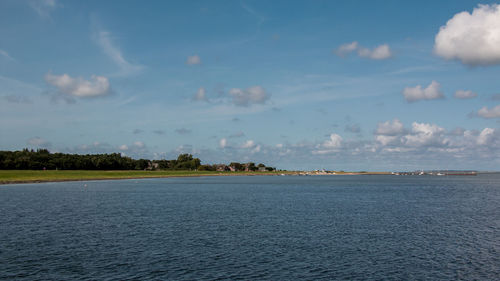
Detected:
left=0, top=149, right=274, bottom=171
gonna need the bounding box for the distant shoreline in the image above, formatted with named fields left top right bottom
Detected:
left=4, top=170, right=486, bottom=185
left=0, top=170, right=292, bottom=185
left=0, top=170, right=393, bottom=185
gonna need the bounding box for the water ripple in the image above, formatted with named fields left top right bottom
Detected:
left=1, top=175, right=499, bottom=280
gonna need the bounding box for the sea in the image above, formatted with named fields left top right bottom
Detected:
left=1, top=174, right=499, bottom=280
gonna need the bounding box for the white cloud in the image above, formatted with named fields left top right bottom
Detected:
left=434, top=4, right=500, bottom=66
left=192, top=87, right=207, bottom=101
left=219, top=138, right=227, bottom=149
left=45, top=73, right=111, bottom=98
left=241, top=140, right=255, bottom=148
left=402, top=81, right=444, bottom=102
left=312, top=134, right=343, bottom=154
left=477, top=128, right=496, bottom=145
left=29, top=0, right=56, bottom=19
left=357, top=44, right=392, bottom=60
left=403, top=122, right=447, bottom=147
left=0, top=49, right=14, bottom=61
left=323, top=134, right=343, bottom=148
left=335, top=41, right=358, bottom=57
left=375, top=135, right=400, bottom=146
left=119, top=144, right=129, bottom=151
left=454, top=90, right=477, bottom=99
left=375, top=119, right=404, bottom=136
left=477, top=104, right=500, bottom=118
left=229, top=85, right=270, bottom=106
left=96, top=31, right=143, bottom=76
left=186, top=55, right=201, bottom=65
left=335, top=42, right=392, bottom=60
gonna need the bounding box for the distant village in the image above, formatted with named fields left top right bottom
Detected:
left=150, top=160, right=275, bottom=172
left=391, top=170, right=478, bottom=176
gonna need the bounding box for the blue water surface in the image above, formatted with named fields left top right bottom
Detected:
left=1, top=175, right=499, bottom=280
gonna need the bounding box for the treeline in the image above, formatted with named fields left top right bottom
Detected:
left=0, top=149, right=275, bottom=171
left=0, top=149, right=151, bottom=170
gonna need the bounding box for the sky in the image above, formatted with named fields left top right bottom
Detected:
left=1, top=0, right=500, bottom=171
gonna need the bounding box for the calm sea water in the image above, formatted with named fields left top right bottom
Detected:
left=1, top=175, right=499, bottom=280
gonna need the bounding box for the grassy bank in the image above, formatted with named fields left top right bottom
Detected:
left=0, top=170, right=289, bottom=185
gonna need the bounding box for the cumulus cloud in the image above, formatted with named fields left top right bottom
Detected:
left=357, top=44, right=392, bottom=60
left=335, top=41, right=392, bottom=60
left=312, top=134, right=343, bottom=154
left=375, top=119, right=405, bottom=136
left=434, top=4, right=500, bottom=66
left=323, top=134, right=343, bottom=148
left=477, top=104, right=500, bottom=118
left=45, top=73, right=111, bottom=98
left=454, top=90, right=477, bottom=99
left=402, top=81, right=444, bottom=102
left=375, top=135, right=400, bottom=146
left=229, top=85, right=270, bottom=106
left=403, top=122, right=448, bottom=147
left=119, top=144, right=129, bottom=151
left=96, top=30, right=143, bottom=76
left=192, top=87, right=207, bottom=102
left=374, top=120, right=451, bottom=148
left=186, top=55, right=201, bottom=65
left=27, top=137, right=52, bottom=148
left=477, top=128, right=497, bottom=145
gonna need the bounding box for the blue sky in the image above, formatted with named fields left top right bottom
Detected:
left=1, top=0, right=499, bottom=170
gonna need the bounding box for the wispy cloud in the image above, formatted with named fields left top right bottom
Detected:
left=0, top=49, right=14, bottom=61
left=454, top=90, right=477, bottom=99
left=27, top=136, right=52, bottom=148
left=29, top=0, right=57, bottom=19
left=335, top=41, right=392, bottom=60
left=95, top=30, right=144, bottom=76
left=2, top=94, right=32, bottom=104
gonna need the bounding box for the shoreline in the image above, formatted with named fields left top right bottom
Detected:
left=0, top=170, right=394, bottom=185
left=0, top=171, right=296, bottom=185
